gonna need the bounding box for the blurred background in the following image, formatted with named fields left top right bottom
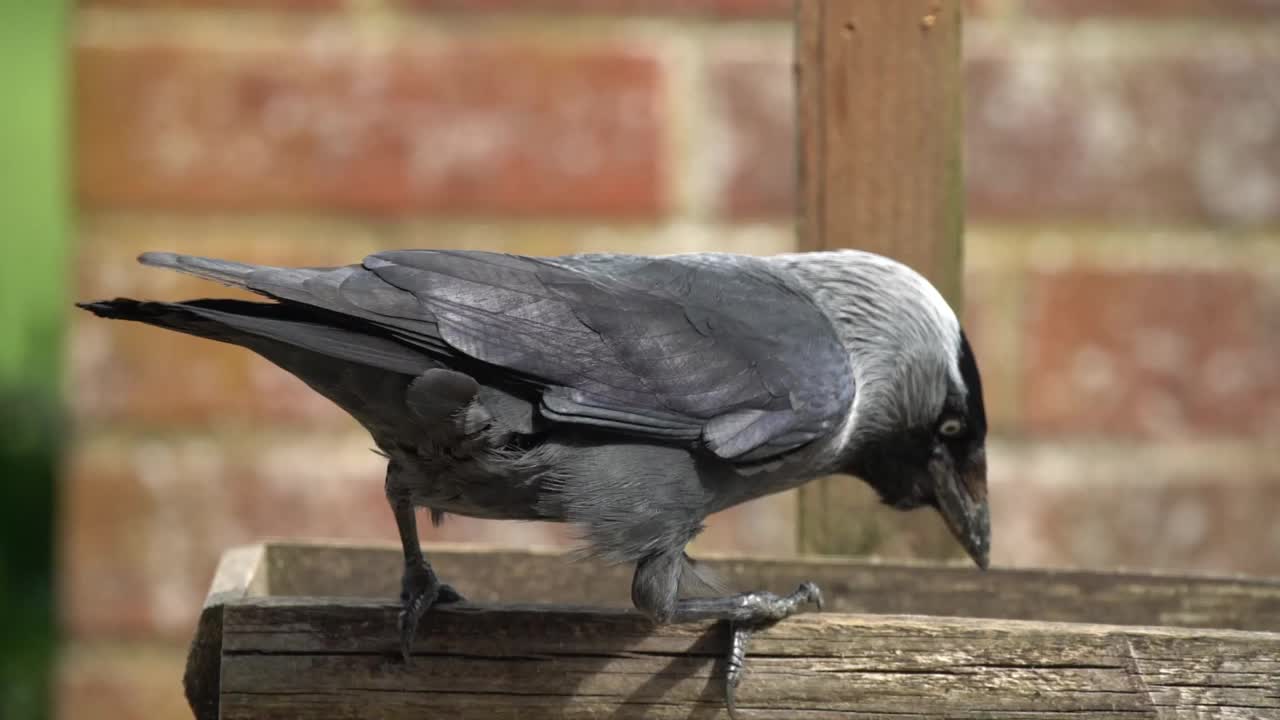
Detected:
left=1, top=0, right=1278, bottom=718
left=1, top=1, right=68, bottom=719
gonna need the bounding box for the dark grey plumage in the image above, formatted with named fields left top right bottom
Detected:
left=79, top=247, right=991, bottom=716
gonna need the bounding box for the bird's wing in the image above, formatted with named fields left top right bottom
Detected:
left=141, top=250, right=854, bottom=461
left=362, top=250, right=853, bottom=461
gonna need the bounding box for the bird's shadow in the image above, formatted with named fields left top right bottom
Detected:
left=606, top=621, right=731, bottom=720
left=391, top=604, right=739, bottom=719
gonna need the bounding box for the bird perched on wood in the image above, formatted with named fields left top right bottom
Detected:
left=79, top=248, right=990, bottom=714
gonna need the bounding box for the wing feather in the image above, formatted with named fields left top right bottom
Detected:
left=139, top=249, right=853, bottom=461
left=359, top=250, right=851, bottom=460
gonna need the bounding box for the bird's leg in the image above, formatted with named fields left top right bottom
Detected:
left=631, top=552, right=823, bottom=717
left=666, top=584, right=823, bottom=716
left=385, top=463, right=463, bottom=662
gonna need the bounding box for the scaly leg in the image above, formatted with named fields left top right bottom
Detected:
left=385, top=463, right=463, bottom=661
left=631, top=552, right=822, bottom=718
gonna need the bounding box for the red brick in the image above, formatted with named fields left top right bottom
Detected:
left=60, top=431, right=576, bottom=640
left=84, top=0, right=795, bottom=15
left=965, top=0, right=1012, bottom=15
left=967, top=35, right=1280, bottom=225
left=697, top=29, right=1280, bottom=225
left=71, top=224, right=357, bottom=426
left=1023, top=270, right=1280, bottom=440
left=1025, top=0, right=1280, bottom=19
left=76, top=36, right=664, bottom=217
left=82, top=0, right=1000, bottom=17
left=57, top=643, right=190, bottom=720
left=70, top=315, right=355, bottom=427
left=991, top=469, right=1280, bottom=576
left=708, top=49, right=796, bottom=219
left=961, top=264, right=1024, bottom=433
left=86, top=0, right=337, bottom=7
left=406, top=0, right=793, bottom=14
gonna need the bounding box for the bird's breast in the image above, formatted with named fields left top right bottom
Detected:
left=393, top=443, right=565, bottom=522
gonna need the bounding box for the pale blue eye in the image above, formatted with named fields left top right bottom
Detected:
left=939, top=418, right=964, bottom=437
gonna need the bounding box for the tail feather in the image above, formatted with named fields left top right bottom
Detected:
left=138, top=252, right=261, bottom=289
left=76, top=299, right=435, bottom=376
left=85, top=251, right=455, bottom=360
left=136, top=251, right=360, bottom=314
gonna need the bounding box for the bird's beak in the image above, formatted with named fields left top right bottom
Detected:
left=931, top=450, right=990, bottom=569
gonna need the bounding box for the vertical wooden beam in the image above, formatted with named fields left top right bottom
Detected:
left=795, top=0, right=967, bottom=556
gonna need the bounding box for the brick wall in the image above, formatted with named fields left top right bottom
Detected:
left=63, top=1, right=1280, bottom=717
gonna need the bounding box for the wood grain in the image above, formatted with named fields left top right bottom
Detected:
left=183, top=544, right=266, bottom=720
left=216, top=598, right=1280, bottom=719
left=795, top=0, right=967, bottom=559
left=261, top=541, right=1280, bottom=633
left=795, top=0, right=965, bottom=294
left=190, top=543, right=1280, bottom=719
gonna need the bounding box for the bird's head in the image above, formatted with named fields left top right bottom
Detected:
left=843, top=329, right=989, bottom=569
left=778, top=250, right=990, bottom=569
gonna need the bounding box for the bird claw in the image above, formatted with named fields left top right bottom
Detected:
left=398, top=562, right=463, bottom=662
left=799, top=581, right=824, bottom=612
left=722, top=582, right=823, bottom=718
left=725, top=622, right=753, bottom=719
left=435, top=582, right=464, bottom=604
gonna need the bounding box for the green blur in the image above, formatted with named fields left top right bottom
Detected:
left=0, top=1, right=69, bottom=719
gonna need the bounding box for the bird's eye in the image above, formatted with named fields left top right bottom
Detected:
left=938, top=418, right=965, bottom=438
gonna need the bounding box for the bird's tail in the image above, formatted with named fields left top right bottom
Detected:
left=133, top=251, right=354, bottom=313
left=77, top=298, right=254, bottom=343
left=137, top=251, right=260, bottom=289
left=76, top=298, right=434, bottom=375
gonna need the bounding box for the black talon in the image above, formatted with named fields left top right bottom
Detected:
left=435, top=583, right=464, bottom=604
left=800, top=581, right=823, bottom=611
left=398, top=563, right=466, bottom=662
left=398, top=562, right=436, bottom=661
left=725, top=622, right=753, bottom=719
left=720, top=582, right=824, bottom=715
left=632, top=554, right=824, bottom=717
left=386, top=461, right=468, bottom=663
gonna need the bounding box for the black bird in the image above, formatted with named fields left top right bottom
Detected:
left=79, top=248, right=990, bottom=714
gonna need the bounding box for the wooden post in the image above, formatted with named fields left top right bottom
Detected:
left=795, top=0, right=967, bottom=557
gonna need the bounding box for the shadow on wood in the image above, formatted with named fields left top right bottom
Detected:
left=187, top=541, right=1280, bottom=719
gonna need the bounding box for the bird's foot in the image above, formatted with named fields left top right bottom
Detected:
left=724, top=582, right=823, bottom=718
left=398, top=561, right=464, bottom=662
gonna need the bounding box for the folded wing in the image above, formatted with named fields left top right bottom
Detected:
left=141, top=250, right=854, bottom=461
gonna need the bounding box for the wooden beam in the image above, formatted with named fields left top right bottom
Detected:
left=215, top=599, right=1280, bottom=719
left=190, top=543, right=1280, bottom=718
left=184, top=544, right=267, bottom=720
left=259, top=542, right=1280, bottom=632
left=795, top=0, right=967, bottom=558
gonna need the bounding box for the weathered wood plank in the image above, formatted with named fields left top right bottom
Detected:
left=261, top=541, right=1280, bottom=633
left=217, top=599, right=1280, bottom=719
left=794, top=0, right=968, bottom=560
left=183, top=544, right=266, bottom=720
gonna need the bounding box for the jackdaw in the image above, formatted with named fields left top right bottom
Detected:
left=79, top=248, right=990, bottom=713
